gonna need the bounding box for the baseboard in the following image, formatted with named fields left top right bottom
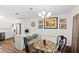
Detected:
left=5, top=37, right=14, bottom=40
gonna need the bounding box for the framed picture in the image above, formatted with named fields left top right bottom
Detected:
left=59, top=18, right=66, bottom=24
left=59, top=24, right=67, bottom=29
left=44, top=17, right=58, bottom=29
left=59, top=18, right=67, bottom=29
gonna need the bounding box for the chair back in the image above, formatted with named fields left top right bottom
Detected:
left=24, top=37, right=30, bottom=53
left=26, top=34, right=38, bottom=42
left=24, top=34, right=38, bottom=53
left=57, top=35, right=67, bottom=52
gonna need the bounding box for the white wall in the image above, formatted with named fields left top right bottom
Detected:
left=0, top=21, right=13, bottom=39
left=69, top=5, right=79, bottom=46
left=0, top=6, right=77, bottom=46
left=21, top=12, right=72, bottom=46
left=53, top=12, right=72, bottom=46
left=0, top=17, right=20, bottom=39
left=71, top=5, right=79, bottom=16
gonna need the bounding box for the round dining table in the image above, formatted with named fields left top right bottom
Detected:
left=33, top=40, right=57, bottom=53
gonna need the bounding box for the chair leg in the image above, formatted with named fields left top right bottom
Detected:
left=25, top=47, right=30, bottom=53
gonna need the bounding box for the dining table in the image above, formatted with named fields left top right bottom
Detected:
left=33, top=39, right=58, bottom=53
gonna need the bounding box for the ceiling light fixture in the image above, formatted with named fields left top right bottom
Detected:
left=38, top=11, right=51, bottom=18
left=38, top=12, right=41, bottom=16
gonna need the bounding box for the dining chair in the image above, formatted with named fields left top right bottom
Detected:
left=24, top=37, right=30, bottom=53
left=24, top=37, right=37, bottom=53
left=24, top=34, right=38, bottom=53
left=56, top=35, right=67, bottom=53
left=26, top=34, right=38, bottom=42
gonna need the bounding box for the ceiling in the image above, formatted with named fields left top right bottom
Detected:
left=0, top=5, right=76, bottom=19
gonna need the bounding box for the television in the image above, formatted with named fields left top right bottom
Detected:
left=25, top=29, right=29, bottom=33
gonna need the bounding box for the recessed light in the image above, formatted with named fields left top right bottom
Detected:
left=15, top=13, right=19, bottom=15
left=29, top=8, right=33, bottom=10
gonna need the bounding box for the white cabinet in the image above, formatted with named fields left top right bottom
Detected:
left=14, top=35, right=25, bottom=50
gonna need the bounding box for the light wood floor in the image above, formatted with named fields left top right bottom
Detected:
left=0, top=39, right=25, bottom=53
left=0, top=39, right=71, bottom=53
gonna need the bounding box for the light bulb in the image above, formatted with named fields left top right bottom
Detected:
left=41, top=15, right=44, bottom=18
left=48, top=12, right=51, bottom=16
left=47, top=12, right=51, bottom=18
left=38, top=12, right=41, bottom=16
left=42, top=11, right=46, bottom=15
left=47, top=15, right=49, bottom=18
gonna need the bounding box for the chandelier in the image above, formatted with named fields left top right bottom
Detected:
left=38, top=11, right=51, bottom=18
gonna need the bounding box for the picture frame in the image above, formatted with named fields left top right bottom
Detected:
left=59, top=24, right=67, bottom=29
left=59, top=18, right=67, bottom=29
left=44, top=17, right=58, bottom=29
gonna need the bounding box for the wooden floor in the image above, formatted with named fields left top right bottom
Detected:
left=0, top=39, right=71, bottom=53
left=0, top=39, right=25, bottom=53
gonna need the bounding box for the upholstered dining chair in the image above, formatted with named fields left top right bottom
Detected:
left=56, top=35, right=67, bottom=53
left=24, top=34, right=38, bottom=53
left=24, top=37, right=30, bottom=53
left=24, top=37, right=37, bottom=53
